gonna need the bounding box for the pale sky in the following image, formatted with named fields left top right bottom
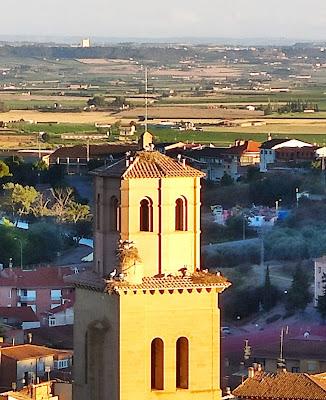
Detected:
left=1, top=0, right=326, bottom=40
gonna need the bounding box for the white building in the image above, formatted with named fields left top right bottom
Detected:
left=260, top=138, right=314, bottom=172
left=48, top=303, right=74, bottom=327
left=314, top=256, right=326, bottom=306
left=81, top=38, right=90, bottom=48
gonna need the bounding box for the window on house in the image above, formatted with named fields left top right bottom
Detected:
left=51, top=289, right=62, bottom=301
left=55, top=359, right=69, bottom=369
left=110, top=196, right=119, bottom=232
left=175, top=197, right=187, bottom=231
left=49, top=317, right=56, bottom=327
left=176, top=337, right=189, bottom=389
left=140, top=198, right=153, bottom=232
left=151, top=338, right=164, bottom=390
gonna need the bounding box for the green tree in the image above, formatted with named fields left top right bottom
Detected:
left=317, top=273, right=326, bottom=320
left=64, top=201, right=91, bottom=224
left=2, top=183, right=39, bottom=221
left=0, top=160, right=11, bottom=179
left=286, top=265, right=312, bottom=313
left=87, top=96, right=106, bottom=107
left=262, top=266, right=273, bottom=311
left=220, top=172, right=233, bottom=186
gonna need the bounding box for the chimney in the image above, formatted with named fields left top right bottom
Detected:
left=248, top=367, right=255, bottom=378
left=27, top=332, right=33, bottom=344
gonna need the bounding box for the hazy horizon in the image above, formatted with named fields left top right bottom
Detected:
left=1, top=0, right=326, bottom=41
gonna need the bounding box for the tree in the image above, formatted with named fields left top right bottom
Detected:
left=262, top=266, right=273, bottom=311
left=286, top=265, right=312, bottom=313
left=64, top=201, right=91, bottom=224
left=0, top=160, right=11, bottom=179
left=87, top=96, right=106, bottom=108
left=220, top=172, right=234, bottom=186
left=51, top=187, right=74, bottom=221
left=2, top=183, right=39, bottom=221
left=317, top=273, right=326, bottom=320
left=31, top=193, right=51, bottom=218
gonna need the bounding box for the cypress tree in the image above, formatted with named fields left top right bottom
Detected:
left=262, top=266, right=273, bottom=311
left=286, top=265, right=312, bottom=313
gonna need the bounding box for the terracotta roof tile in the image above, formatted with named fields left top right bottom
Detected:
left=233, top=371, right=326, bottom=400
left=50, top=143, right=138, bottom=160
left=0, top=267, right=75, bottom=289
left=0, top=307, right=39, bottom=322
left=92, top=151, right=206, bottom=179
left=49, top=302, right=73, bottom=315
left=106, top=271, right=230, bottom=293
left=0, top=344, right=72, bottom=361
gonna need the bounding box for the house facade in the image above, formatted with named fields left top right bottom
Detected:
left=0, top=267, right=75, bottom=326
left=259, top=138, right=314, bottom=172
left=314, top=256, right=326, bottom=307
left=0, top=345, right=72, bottom=390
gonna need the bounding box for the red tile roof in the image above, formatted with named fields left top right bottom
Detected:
left=26, top=325, right=73, bottom=349
left=106, top=271, right=231, bottom=293
left=233, top=371, right=326, bottom=400
left=49, top=302, right=73, bottom=315
left=93, top=151, right=206, bottom=179
left=253, top=337, right=326, bottom=361
left=50, top=143, right=138, bottom=159
left=0, top=267, right=75, bottom=289
left=0, top=307, right=39, bottom=322
left=0, top=344, right=72, bottom=361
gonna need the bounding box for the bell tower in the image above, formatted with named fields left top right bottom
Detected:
left=93, top=151, right=203, bottom=279
left=73, top=150, right=230, bottom=400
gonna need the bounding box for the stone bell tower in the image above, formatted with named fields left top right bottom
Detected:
left=73, top=150, right=230, bottom=400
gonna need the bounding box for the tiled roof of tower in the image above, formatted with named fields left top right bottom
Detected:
left=91, top=151, right=206, bottom=179
left=106, top=272, right=231, bottom=293
left=232, top=371, right=326, bottom=400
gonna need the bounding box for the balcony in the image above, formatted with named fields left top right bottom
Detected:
left=19, top=295, right=36, bottom=302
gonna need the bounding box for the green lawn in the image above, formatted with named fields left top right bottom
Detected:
left=147, top=127, right=326, bottom=146
left=8, top=122, right=96, bottom=135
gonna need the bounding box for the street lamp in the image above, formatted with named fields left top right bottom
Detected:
left=275, top=198, right=282, bottom=212
left=14, top=238, right=23, bottom=269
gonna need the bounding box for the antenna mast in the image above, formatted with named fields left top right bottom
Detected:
left=145, top=66, right=148, bottom=133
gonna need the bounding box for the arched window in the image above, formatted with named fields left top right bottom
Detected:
left=175, top=197, right=187, bottom=231
left=176, top=337, right=189, bottom=389
left=110, top=196, right=119, bottom=231
left=151, top=338, right=164, bottom=390
left=140, top=198, right=153, bottom=232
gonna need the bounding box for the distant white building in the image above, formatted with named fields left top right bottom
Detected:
left=81, top=38, right=91, bottom=48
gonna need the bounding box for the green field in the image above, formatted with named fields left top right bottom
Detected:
left=144, top=127, right=326, bottom=146
left=9, top=122, right=96, bottom=135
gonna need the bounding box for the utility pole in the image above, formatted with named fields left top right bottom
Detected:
left=322, top=156, right=326, bottom=193
left=145, top=66, right=148, bottom=133
left=242, top=216, right=246, bottom=241
left=259, top=228, right=264, bottom=269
